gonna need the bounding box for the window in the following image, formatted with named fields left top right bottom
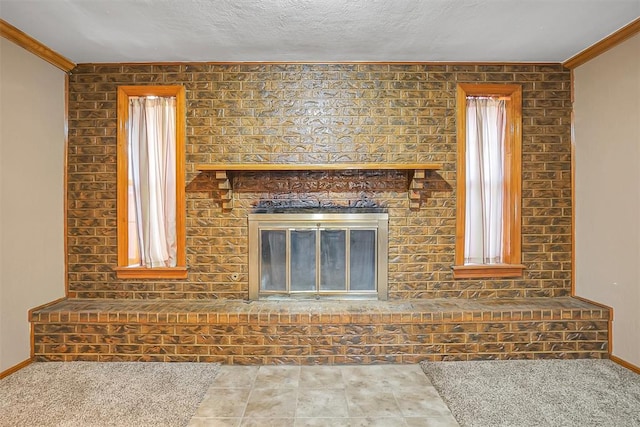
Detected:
left=453, top=83, right=524, bottom=279
left=115, top=86, right=187, bottom=279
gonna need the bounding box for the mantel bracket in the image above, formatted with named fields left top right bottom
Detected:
left=408, top=169, right=426, bottom=210
left=214, top=171, right=233, bottom=210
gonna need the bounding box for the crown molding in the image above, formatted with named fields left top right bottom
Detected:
left=0, top=19, right=75, bottom=72
left=564, top=17, right=640, bottom=69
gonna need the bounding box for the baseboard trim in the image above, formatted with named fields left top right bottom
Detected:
left=610, top=355, right=640, bottom=375
left=0, top=358, right=33, bottom=379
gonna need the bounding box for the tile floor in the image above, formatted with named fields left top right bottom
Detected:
left=188, top=364, right=460, bottom=427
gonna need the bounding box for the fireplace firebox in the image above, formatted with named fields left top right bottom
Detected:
left=248, top=209, right=389, bottom=300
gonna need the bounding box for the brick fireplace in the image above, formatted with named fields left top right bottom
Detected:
left=29, top=63, right=611, bottom=363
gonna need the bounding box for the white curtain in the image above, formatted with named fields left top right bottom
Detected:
left=464, top=97, right=506, bottom=265
left=128, top=96, right=177, bottom=267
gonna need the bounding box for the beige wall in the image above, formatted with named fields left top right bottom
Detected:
left=574, top=33, right=640, bottom=366
left=0, top=38, right=66, bottom=371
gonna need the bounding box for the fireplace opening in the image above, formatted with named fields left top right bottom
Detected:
left=248, top=209, right=388, bottom=300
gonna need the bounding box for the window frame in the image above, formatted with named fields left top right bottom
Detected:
left=114, top=85, right=187, bottom=279
left=453, top=83, right=525, bottom=279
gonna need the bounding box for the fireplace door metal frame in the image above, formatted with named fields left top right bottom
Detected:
left=248, top=212, right=388, bottom=300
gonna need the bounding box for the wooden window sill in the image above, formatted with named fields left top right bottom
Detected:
left=114, top=266, right=188, bottom=279
left=452, top=264, right=525, bottom=279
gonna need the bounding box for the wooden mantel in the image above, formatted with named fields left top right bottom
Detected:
left=195, top=162, right=442, bottom=209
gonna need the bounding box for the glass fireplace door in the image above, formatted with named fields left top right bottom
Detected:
left=249, top=212, right=388, bottom=300
left=290, top=229, right=316, bottom=291
left=257, top=226, right=377, bottom=296
left=259, top=230, right=287, bottom=291
left=320, top=229, right=347, bottom=291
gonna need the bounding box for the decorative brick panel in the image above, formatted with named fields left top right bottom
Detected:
left=67, top=63, right=572, bottom=300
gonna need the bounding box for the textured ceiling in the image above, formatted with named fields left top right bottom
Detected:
left=0, top=0, right=639, bottom=64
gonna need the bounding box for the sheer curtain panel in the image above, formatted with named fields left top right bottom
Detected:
left=127, top=96, right=177, bottom=268
left=464, top=97, right=506, bottom=265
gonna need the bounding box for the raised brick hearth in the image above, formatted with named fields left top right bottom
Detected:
left=31, top=297, right=609, bottom=364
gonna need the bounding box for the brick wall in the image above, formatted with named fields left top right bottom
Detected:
left=67, top=63, right=572, bottom=300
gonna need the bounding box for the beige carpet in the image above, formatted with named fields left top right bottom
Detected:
left=0, top=362, right=220, bottom=427
left=421, top=359, right=640, bottom=427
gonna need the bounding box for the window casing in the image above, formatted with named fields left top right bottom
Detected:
left=453, top=83, right=525, bottom=279
left=115, top=86, right=187, bottom=279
